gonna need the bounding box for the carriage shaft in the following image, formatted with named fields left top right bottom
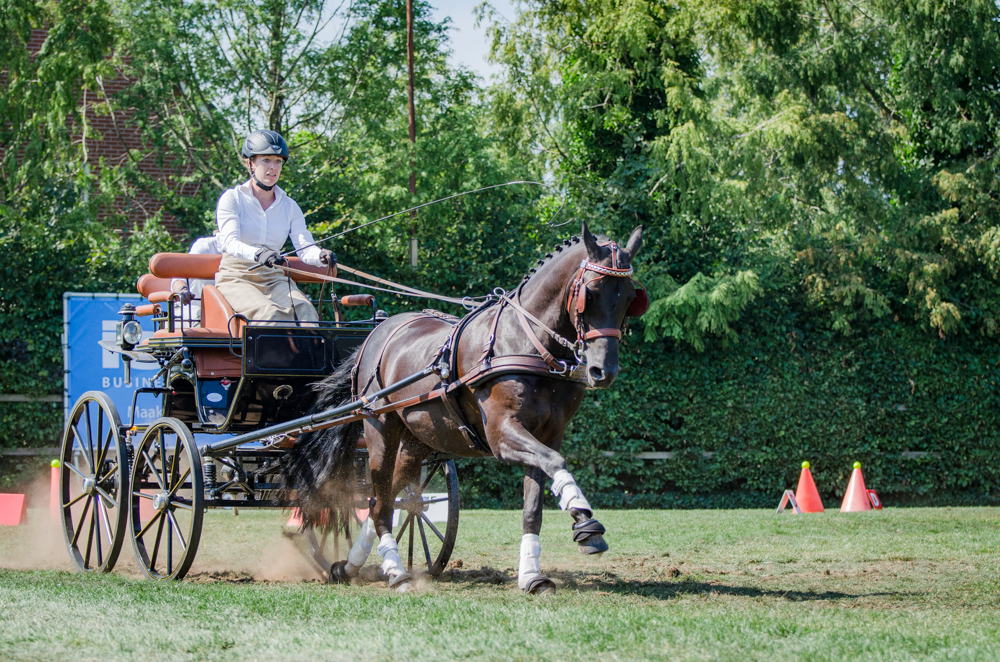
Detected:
left=201, top=365, right=437, bottom=457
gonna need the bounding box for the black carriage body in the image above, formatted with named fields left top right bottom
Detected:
left=147, top=324, right=370, bottom=434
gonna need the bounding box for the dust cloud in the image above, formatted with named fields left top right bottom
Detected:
left=0, top=473, right=73, bottom=571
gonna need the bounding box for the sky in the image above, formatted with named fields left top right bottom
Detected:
left=427, top=0, right=517, bottom=81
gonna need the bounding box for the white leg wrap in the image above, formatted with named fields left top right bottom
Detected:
left=343, top=518, right=377, bottom=577
left=517, top=533, right=541, bottom=590
left=551, top=470, right=593, bottom=514
left=377, top=532, right=408, bottom=579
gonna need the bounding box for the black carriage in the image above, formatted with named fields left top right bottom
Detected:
left=59, top=253, right=460, bottom=580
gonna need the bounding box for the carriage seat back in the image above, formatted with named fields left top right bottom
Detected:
left=148, top=253, right=335, bottom=282
left=137, top=270, right=242, bottom=338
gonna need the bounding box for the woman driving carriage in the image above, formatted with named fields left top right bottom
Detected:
left=214, top=130, right=335, bottom=322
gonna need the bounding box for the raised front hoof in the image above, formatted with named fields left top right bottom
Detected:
left=521, top=576, right=556, bottom=596
left=388, top=572, right=414, bottom=593
left=577, top=534, right=608, bottom=555
left=328, top=560, right=351, bottom=584
left=572, top=518, right=608, bottom=555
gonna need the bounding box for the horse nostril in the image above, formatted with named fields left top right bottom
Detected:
left=588, top=366, right=605, bottom=382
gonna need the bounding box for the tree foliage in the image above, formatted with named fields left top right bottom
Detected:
left=484, top=0, right=1000, bottom=342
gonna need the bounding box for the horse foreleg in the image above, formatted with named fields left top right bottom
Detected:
left=519, top=467, right=556, bottom=594
left=492, top=419, right=609, bottom=556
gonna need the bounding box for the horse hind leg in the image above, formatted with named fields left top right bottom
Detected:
left=328, top=516, right=377, bottom=584
left=370, top=425, right=430, bottom=593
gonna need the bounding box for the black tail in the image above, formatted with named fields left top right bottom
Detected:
left=282, top=347, right=364, bottom=527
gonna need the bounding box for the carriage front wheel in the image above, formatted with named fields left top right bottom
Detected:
left=129, top=417, right=204, bottom=580
left=59, top=392, right=130, bottom=573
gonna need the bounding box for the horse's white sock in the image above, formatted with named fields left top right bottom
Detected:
left=551, top=470, right=593, bottom=515
left=377, top=533, right=410, bottom=579
left=517, top=533, right=541, bottom=590
left=343, top=518, right=377, bottom=577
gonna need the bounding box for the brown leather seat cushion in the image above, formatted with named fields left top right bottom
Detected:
left=148, top=253, right=335, bottom=282
left=137, top=274, right=172, bottom=298
left=150, top=284, right=244, bottom=340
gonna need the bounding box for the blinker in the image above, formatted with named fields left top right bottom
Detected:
left=627, top=288, right=649, bottom=317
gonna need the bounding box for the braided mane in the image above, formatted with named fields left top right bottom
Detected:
left=521, top=235, right=581, bottom=286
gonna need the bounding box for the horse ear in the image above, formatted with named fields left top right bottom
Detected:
left=624, top=225, right=643, bottom=262
left=582, top=221, right=601, bottom=261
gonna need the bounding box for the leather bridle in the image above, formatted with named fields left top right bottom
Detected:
left=566, top=241, right=648, bottom=342
left=501, top=241, right=648, bottom=374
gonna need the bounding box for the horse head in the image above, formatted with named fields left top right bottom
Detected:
left=574, top=222, right=644, bottom=388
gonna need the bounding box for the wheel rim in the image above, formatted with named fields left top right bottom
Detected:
left=60, top=392, right=128, bottom=573
left=129, top=418, right=204, bottom=580
left=302, top=458, right=459, bottom=578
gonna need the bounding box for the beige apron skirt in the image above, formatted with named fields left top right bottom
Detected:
left=215, top=253, right=319, bottom=323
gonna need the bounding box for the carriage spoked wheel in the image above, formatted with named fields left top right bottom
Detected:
left=129, top=417, right=204, bottom=580
left=59, top=392, right=130, bottom=573
left=303, top=458, right=460, bottom=579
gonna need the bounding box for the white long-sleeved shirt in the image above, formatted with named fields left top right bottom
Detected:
left=216, top=180, right=323, bottom=267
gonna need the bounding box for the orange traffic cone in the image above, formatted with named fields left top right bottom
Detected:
left=795, top=461, right=824, bottom=513
left=841, top=461, right=872, bottom=512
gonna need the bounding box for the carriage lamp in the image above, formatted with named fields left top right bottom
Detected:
left=116, top=304, right=143, bottom=350
left=116, top=304, right=143, bottom=386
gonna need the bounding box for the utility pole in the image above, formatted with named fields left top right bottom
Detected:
left=406, top=0, right=418, bottom=268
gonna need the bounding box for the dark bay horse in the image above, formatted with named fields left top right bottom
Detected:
left=284, top=222, right=645, bottom=593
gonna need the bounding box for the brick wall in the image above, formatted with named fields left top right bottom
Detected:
left=4, top=28, right=200, bottom=238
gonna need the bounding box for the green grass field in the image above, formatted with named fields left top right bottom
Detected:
left=1, top=506, right=999, bottom=661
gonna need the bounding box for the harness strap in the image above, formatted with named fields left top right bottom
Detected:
left=512, top=304, right=562, bottom=371
left=303, top=354, right=587, bottom=437
left=582, top=328, right=622, bottom=341
left=481, top=299, right=506, bottom=366
left=277, top=263, right=478, bottom=307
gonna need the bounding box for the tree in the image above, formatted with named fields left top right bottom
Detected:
left=482, top=0, right=1000, bottom=342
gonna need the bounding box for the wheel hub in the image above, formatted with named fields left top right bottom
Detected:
left=82, top=477, right=96, bottom=495
left=152, top=493, right=168, bottom=511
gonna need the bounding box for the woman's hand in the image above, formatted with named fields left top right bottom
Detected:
left=254, top=248, right=286, bottom=267
left=319, top=249, right=337, bottom=267
left=174, top=286, right=194, bottom=305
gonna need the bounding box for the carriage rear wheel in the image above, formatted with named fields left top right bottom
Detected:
left=303, top=457, right=460, bottom=578
left=59, top=392, right=130, bottom=573
left=129, top=417, right=204, bottom=580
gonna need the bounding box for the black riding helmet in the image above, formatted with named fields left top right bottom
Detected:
left=242, top=130, right=288, bottom=191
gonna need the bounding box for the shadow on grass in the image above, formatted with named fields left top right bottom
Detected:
left=440, top=566, right=917, bottom=603
left=550, top=569, right=917, bottom=602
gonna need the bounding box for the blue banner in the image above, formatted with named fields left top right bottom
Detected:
left=63, top=293, right=162, bottom=426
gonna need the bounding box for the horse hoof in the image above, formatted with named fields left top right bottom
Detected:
left=522, top=576, right=556, bottom=595
left=578, top=533, right=608, bottom=555
left=388, top=572, right=414, bottom=593
left=328, top=561, right=351, bottom=584
left=572, top=518, right=608, bottom=554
